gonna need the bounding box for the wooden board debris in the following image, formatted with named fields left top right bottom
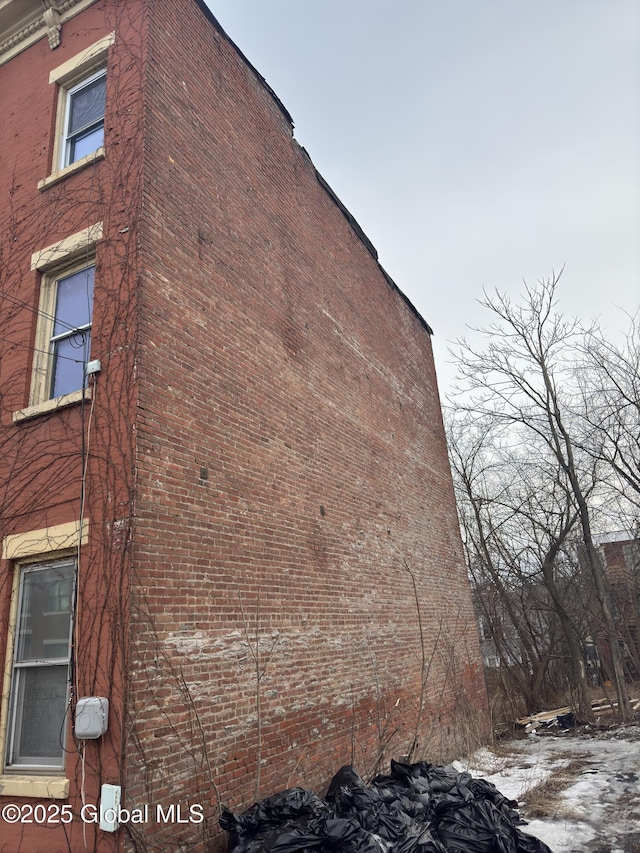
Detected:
left=517, top=697, right=639, bottom=727
left=516, top=707, right=572, bottom=726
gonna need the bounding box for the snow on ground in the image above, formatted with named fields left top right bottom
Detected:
left=454, top=726, right=640, bottom=853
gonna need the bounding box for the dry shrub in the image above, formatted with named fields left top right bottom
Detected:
left=519, top=756, right=591, bottom=820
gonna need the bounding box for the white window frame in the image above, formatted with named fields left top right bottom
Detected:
left=38, top=32, right=114, bottom=190
left=13, top=223, right=102, bottom=423
left=4, top=560, right=75, bottom=772
left=59, top=66, right=107, bottom=171
left=31, top=260, right=95, bottom=406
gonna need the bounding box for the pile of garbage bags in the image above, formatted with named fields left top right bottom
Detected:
left=220, top=760, right=553, bottom=853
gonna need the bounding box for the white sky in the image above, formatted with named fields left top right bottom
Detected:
left=203, top=0, right=640, bottom=394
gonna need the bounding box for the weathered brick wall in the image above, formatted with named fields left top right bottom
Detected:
left=0, top=0, right=487, bottom=849
left=126, top=0, right=488, bottom=849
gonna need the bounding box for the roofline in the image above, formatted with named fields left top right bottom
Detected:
left=193, top=0, right=294, bottom=129
left=314, top=167, right=433, bottom=336
left=595, top=531, right=638, bottom=546
left=193, top=1, right=434, bottom=338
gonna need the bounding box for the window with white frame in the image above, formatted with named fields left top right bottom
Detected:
left=40, top=33, right=115, bottom=187
left=60, top=68, right=107, bottom=169
left=5, top=560, right=74, bottom=770
left=31, top=262, right=94, bottom=404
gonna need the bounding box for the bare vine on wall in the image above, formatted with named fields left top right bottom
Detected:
left=360, top=629, right=402, bottom=781
left=403, top=559, right=448, bottom=763
left=0, top=2, right=145, bottom=850
left=238, top=591, right=281, bottom=803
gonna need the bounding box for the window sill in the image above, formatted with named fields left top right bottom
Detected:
left=13, top=388, right=92, bottom=423
left=0, top=775, right=69, bottom=799
left=38, top=148, right=105, bottom=191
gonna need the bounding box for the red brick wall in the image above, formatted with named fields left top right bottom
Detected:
left=125, top=0, right=488, bottom=849
left=0, top=0, right=486, bottom=848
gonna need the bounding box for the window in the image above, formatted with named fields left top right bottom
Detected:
left=60, top=68, right=106, bottom=169
left=33, top=262, right=94, bottom=404
left=48, top=264, right=94, bottom=399
left=0, top=522, right=86, bottom=795
left=38, top=33, right=115, bottom=189
left=14, top=223, right=102, bottom=420
left=5, top=560, right=74, bottom=770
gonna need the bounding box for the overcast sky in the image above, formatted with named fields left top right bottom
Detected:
left=203, top=0, right=639, bottom=394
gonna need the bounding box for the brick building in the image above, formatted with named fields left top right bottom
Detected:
left=595, top=532, right=640, bottom=680
left=0, top=1, right=487, bottom=850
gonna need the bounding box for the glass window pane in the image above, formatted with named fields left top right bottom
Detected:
left=13, top=666, right=68, bottom=764
left=53, top=267, right=94, bottom=337
left=16, top=564, right=74, bottom=663
left=68, top=75, right=106, bottom=135
left=69, top=125, right=104, bottom=163
left=51, top=330, right=91, bottom=398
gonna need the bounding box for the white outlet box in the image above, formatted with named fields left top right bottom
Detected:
left=99, top=783, right=121, bottom=832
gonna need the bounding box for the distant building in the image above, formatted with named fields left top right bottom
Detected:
left=595, top=532, right=640, bottom=680
left=0, top=1, right=487, bottom=850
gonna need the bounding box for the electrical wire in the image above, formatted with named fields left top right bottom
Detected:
left=1, top=286, right=89, bottom=335
left=81, top=743, right=88, bottom=849
left=2, top=72, right=104, bottom=819
left=31, top=95, right=104, bottom=822
left=0, top=333, right=88, bottom=364
left=72, top=370, right=96, bottom=706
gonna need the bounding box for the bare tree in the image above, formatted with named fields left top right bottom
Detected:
left=578, top=313, right=640, bottom=509
left=572, top=317, right=640, bottom=679
left=450, top=274, right=632, bottom=720
left=447, top=410, right=594, bottom=719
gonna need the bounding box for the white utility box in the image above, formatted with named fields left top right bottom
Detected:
left=75, top=697, right=109, bottom=739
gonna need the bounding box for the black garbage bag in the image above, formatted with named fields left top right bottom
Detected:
left=392, top=793, right=430, bottom=820
left=515, top=828, right=554, bottom=853
left=372, top=760, right=439, bottom=790
left=265, top=817, right=385, bottom=853
left=219, top=807, right=251, bottom=852
left=333, top=782, right=386, bottom=819
left=434, top=799, right=520, bottom=853
left=395, top=823, right=449, bottom=853
left=425, top=767, right=470, bottom=797
left=255, top=789, right=330, bottom=826
left=467, top=778, right=523, bottom=825
left=371, top=760, right=428, bottom=792
left=333, top=784, right=415, bottom=841
left=221, top=760, right=555, bottom=853
left=326, top=766, right=367, bottom=800
left=370, top=800, right=416, bottom=843
left=221, top=788, right=331, bottom=853
left=373, top=761, right=478, bottom=817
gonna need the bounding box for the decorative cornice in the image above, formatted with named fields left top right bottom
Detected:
left=0, top=0, right=98, bottom=66
left=43, top=5, right=61, bottom=49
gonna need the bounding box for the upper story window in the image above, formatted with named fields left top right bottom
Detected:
left=61, top=68, right=106, bottom=169
left=12, top=223, right=102, bottom=422
left=46, top=264, right=94, bottom=399
left=38, top=33, right=115, bottom=190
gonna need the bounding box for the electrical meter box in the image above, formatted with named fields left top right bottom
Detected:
left=75, top=697, right=109, bottom=739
